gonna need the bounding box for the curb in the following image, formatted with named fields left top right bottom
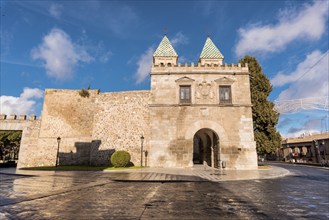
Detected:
left=267, top=161, right=329, bottom=170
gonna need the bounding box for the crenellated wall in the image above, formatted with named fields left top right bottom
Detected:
left=151, top=62, right=249, bottom=73
left=9, top=89, right=151, bottom=168
left=0, top=114, right=37, bottom=122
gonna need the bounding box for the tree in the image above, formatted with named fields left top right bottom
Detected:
left=239, top=56, right=281, bottom=155
left=0, top=131, right=22, bottom=161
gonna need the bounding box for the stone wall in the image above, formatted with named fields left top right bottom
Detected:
left=39, top=89, right=98, bottom=138
left=149, top=106, right=257, bottom=169
left=12, top=89, right=151, bottom=167
left=28, top=89, right=98, bottom=167
left=0, top=114, right=40, bottom=168
left=91, top=91, right=150, bottom=166
left=2, top=63, right=257, bottom=170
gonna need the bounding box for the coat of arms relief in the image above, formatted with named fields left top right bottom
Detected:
left=196, top=81, right=215, bottom=100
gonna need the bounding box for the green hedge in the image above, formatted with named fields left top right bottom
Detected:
left=110, top=150, right=131, bottom=167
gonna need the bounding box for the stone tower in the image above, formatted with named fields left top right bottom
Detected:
left=153, top=35, right=178, bottom=66
left=149, top=35, right=257, bottom=169
left=199, top=36, right=224, bottom=65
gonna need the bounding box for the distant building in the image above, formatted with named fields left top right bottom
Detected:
left=0, top=36, right=258, bottom=170
left=279, top=132, right=329, bottom=165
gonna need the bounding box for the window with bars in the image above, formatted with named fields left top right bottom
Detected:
left=219, top=86, right=232, bottom=104
left=180, top=85, right=191, bottom=104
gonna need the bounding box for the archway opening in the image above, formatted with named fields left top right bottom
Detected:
left=193, top=128, right=219, bottom=168
left=0, top=130, right=22, bottom=167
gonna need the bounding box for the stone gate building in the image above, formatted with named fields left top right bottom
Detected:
left=1, top=36, right=258, bottom=170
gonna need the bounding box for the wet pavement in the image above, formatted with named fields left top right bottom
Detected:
left=104, top=164, right=290, bottom=182
left=0, top=164, right=328, bottom=219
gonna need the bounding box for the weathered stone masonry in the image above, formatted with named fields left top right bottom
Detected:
left=12, top=90, right=150, bottom=167
left=1, top=36, right=258, bottom=170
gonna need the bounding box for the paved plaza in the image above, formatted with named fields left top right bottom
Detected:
left=0, top=164, right=328, bottom=219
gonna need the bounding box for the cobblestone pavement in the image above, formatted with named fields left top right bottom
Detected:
left=0, top=164, right=328, bottom=219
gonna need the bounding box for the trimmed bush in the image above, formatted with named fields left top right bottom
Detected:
left=110, top=150, right=131, bottom=167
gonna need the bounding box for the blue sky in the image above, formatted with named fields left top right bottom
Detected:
left=0, top=0, right=328, bottom=138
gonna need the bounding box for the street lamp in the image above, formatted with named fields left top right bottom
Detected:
left=314, top=140, right=320, bottom=163
left=56, top=137, right=61, bottom=167
left=321, top=140, right=326, bottom=165
left=140, top=135, right=144, bottom=167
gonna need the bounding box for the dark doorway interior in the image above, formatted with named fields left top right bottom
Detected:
left=193, top=128, right=219, bottom=168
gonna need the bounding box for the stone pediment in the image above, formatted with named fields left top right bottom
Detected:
left=214, top=77, right=235, bottom=85
left=175, top=76, right=195, bottom=82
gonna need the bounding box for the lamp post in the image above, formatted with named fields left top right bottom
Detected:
left=321, top=140, right=326, bottom=165
left=314, top=140, right=320, bottom=163
left=56, top=137, right=61, bottom=167
left=140, top=135, right=144, bottom=167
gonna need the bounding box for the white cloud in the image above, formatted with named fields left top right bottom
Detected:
left=284, top=118, right=323, bottom=138
left=0, top=88, right=43, bottom=115
left=135, top=47, right=154, bottom=84
left=278, top=111, right=328, bottom=138
left=272, top=50, right=329, bottom=100
left=235, top=1, right=329, bottom=56
left=49, top=3, right=62, bottom=19
left=99, top=51, right=113, bottom=63
left=284, top=129, right=320, bottom=138
left=31, top=28, right=93, bottom=80
left=92, top=41, right=113, bottom=63
left=171, top=32, right=189, bottom=47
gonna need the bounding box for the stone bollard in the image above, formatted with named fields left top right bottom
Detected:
left=218, top=160, right=222, bottom=170
left=222, top=161, right=226, bottom=169
left=0, top=114, right=6, bottom=120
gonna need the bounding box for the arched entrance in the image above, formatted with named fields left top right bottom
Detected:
left=193, top=128, right=219, bottom=168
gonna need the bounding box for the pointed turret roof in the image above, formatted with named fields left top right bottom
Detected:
left=153, top=35, right=178, bottom=57
left=199, top=37, right=224, bottom=59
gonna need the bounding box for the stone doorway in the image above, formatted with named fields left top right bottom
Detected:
left=193, top=128, right=219, bottom=168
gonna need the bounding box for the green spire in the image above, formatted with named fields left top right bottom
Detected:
left=199, top=37, right=224, bottom=59
left=153, top=35, right=178, bottom=57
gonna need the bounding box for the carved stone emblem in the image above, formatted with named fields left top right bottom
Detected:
left=196, top=81, right=214, bottom=99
